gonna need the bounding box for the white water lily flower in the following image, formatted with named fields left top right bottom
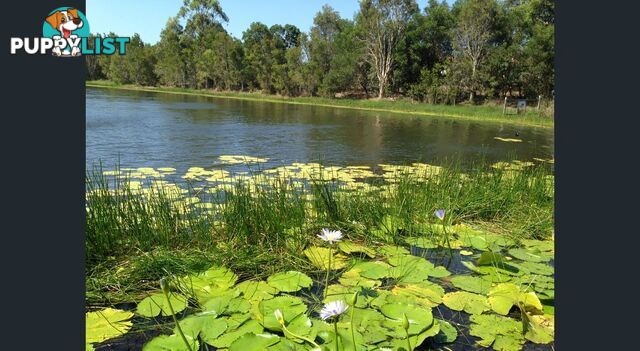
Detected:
left=319, top=300, right=348, bottom=320
left=318, top=228, right=343, bottom=244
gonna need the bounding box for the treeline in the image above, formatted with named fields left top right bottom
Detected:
left=86, top=0, right=554, bottom=104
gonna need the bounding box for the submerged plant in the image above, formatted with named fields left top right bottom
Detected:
left=318, top=228, right=343, bottom=299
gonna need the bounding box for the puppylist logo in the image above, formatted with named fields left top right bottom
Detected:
left=10, top=7, right=129, bottom=57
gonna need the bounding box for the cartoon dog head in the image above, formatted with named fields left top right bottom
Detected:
left=46, top=8, right=83, bottom=38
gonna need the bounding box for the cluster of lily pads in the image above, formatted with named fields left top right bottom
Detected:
left=86, top=216, right=554, bottom=351
left=88, top=156, right=553, bottom=224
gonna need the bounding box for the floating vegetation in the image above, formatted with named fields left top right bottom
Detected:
left=86, top=223, right=554, bottom=350
left=494, top=137, right=523, bottom=143
left=86, top=157, right=554, bottom=350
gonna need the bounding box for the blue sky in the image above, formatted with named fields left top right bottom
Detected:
left=87, top=1, right=360, bottom=43
left=87, top=0, right=452, bottom=44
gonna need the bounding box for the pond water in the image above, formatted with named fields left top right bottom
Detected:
left=86, top=88, right=554, bottom=171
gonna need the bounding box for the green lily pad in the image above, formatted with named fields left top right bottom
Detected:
left=434, top=319, right=458, bottom=344
left=391, top=281, right=445, bottom=307
left=179, top=266, right=238, bottom=303
left=405, top=237, right=439, bottom=249
left=236, top=280, right=278, bottom=301
left=350, top=261, right=391, bottom=279
left=338, top=241, right=376, bottom=258
left=450, top=275, right=492, bottom=295
left=86, top=308, right=134, bottom=345
left=488, top=283, right=544, bottom=315
left=282, top=313, right=316, bottom=343
left=380, top=302, right=434, bottom=335
left=508, top=248, right=552, bottom=263
left=339, top=269, right=381, bottom=288
left=206, top=319, right=264, bottom=348
left=176, top=313, right=227, bottom=339
left=143, top=334, right=200, bottom=351
left=522, top=239, right=554, bottom=252
left=469, top=314, right=525, bottom=351
left=512, top=261, right=554, bottom=276
left=379, top=245, right=410, bottom=257
left=200, top=290, right=241, bottom=316
left=137, top=292, right=188, bottom=317
left=229, top=332, right=280, bottom=351
left=324, top=284, right=371, bottom=308
left=304, top=246, right=348, bottom=270
left=525, top=314, right=554, bottom=344
left=267, top=271, right=313, bottom=292
left=258, top=295, right=308, bottom=331
left=477, top=251, right=506, bottom=266
left=442, top=291, right=490, bottom=315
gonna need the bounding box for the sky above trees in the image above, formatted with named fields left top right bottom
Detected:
left=87, top=0, right=375, bottom=43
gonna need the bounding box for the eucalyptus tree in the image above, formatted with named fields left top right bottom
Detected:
left=356, top=0, right=418, bottom=99
left=452, top=0, right=501, bottom=102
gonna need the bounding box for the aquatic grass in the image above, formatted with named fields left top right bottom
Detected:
left=86, top=159, right=553, bottom=304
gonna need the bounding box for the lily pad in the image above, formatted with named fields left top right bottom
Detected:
left=442, top=291, right=490, bottom=315
left=405, top=237, right=439, bottom=249
left=525, top=314, right=554, bottom=344
left=512, top=261, right=554, bottom=276
left=206, top=319, right=264, bottom=348
left=236, top=280, right=278, bottom=301
left=434, top=319, right=458, bottom=344
left=469, top=314, right=525, bottom=351
left=380, top=302, right=435, bottom=336
left=86, top=308, right=134, bottom=345
left=391, top=282, right=445, bottom=307
left=137, top=292, right=188, bottom=317
left=450, top=275, right=492, bottom=295
left=304, top=247, right=348, bottom=270
left=488, top=283, right=544, bottom=315
left=338, top=241, right=376, bottom=258
left=258, top=295, right=308, bottom=331
left=339, top=269, right=381, bottom=288
left=176, top=313, right=227, bottom=340
left=229, top=332, right=280, bottom=351
left=477, top=251, right=506, bottom=266
left=267, top=271, right=313, bottom=292
left=350, top=261, right=391, bottom=279
left=143, top=334, right=200, bottom=351
left=508, top=248, right=552, bottom=263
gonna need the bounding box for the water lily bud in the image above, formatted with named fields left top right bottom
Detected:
left=350, top=291, right=359, bottom=306
left=274, top=309, right=285, bottom=325
left=401, top=313, right=410, bottom=331
left=159, top=278, right=170, bottom=294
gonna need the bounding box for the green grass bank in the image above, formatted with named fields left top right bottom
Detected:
left=86, top=80, right=553, bottom=129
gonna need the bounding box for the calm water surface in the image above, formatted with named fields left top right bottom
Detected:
left=86, top=88, right=554, bottom=171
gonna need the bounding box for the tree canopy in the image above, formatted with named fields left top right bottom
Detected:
left=88, top=0, right=554, bottom=104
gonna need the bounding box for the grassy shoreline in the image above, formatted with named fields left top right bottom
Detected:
left=86, top=80, right=554, bottom=129
left=86, top=160, right=554, bottom=304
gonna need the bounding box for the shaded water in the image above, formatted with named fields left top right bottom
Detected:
left=86, top=88, right=554, bottom=171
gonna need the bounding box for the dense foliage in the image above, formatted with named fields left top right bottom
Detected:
left=87, top=0, right=554, bottom=104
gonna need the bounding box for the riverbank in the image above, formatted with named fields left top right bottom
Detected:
left=86, top=80, right=554, bottom=129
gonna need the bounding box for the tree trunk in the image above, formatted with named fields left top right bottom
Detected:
left=469, top=60, right=477, bottom=103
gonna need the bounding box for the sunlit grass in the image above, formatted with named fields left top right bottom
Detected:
left=86, top=159, right=553, bottom=304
